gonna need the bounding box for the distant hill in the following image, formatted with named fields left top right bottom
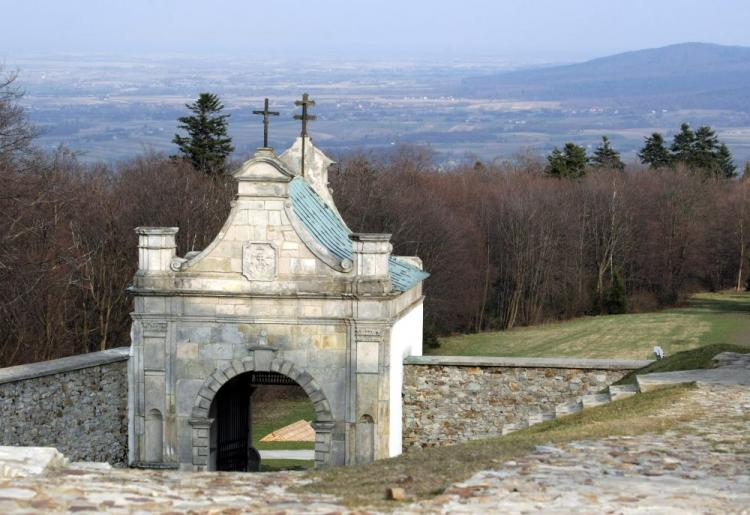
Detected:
left=461, top=43, right=750, bottom=110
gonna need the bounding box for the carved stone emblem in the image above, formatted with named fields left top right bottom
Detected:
left=242, top=243, right=277, bottom=281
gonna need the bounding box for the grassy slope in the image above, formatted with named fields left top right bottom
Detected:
left=432, top=291, right=750, bottom=359
left=302, top=385, right=696, bottom=509
left=613, top=342, right=750, bottom=385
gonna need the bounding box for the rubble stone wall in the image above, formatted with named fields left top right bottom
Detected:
left=0, top=348, right=129, bottom=465
left=402, top=356, right=647, bottom=450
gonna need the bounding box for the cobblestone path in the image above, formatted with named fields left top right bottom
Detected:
left=400, top=383, right=750, bottom=514
left=0, top=466, right=342, bottom=513
left=1, top=383, right=748, bottom=513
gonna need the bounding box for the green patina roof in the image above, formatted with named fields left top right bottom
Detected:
left=289, top=177, right=429, bottom=292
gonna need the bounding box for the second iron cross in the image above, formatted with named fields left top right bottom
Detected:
left=294, top=93, right=316, bottom=176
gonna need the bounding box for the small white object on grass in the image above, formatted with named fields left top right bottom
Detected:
left=653, top=345, right=665, bottom=360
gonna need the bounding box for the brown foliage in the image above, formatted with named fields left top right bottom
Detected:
left=330, top=149, right=747, bottom=335
left=1, top=140, right=747, bottom=366
left=0, top=151, right=231, bottom=366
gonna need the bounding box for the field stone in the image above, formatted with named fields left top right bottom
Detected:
left=0, top=362, right=127, bottom=465
left=402, top=364, right=627, bottom=449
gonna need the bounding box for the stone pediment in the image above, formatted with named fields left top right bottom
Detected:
left=232, top=148, right=296, bottom=183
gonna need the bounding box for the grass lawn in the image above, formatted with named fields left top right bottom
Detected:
left=432, top=291, right=750, bottom=360
left=260, top=459, right=313, bottom=472
left=252, top=398, right=315, bottom=451
left=613, top=342, right=750, bottom=385
left=301, top=385, right=697, bottom=509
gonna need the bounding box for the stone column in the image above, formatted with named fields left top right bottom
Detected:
left=188, top=417, right=213, bottom=471
left=135, top=227, right=178, bottom=274
left=350, top=233, right=392, bottom=295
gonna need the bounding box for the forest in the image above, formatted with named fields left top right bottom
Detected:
left=2, top=76, right=750, bottom=367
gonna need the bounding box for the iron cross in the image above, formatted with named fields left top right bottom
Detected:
left=294, top=93, right=317, bottom=176
left=293, top=92, right=317, bottom=137
left=252, top=98, right=279, bottom=148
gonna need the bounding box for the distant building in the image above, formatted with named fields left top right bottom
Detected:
left=128, top=136, right=428, bottom=471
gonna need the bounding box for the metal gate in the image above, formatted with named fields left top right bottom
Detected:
left=214, top=372, right=297, bottom=472
left=215, top=377, right=252, bottom=471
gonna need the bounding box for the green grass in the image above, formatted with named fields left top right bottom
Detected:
left=252, top=398, right=315, bottom=451
left=613, top=343, right=750, bottom=385
left=301, top=385, right=698, bottom=509
left=432, top=291, right=750, bottom=359
left=260, top=459, right=314, bottom=472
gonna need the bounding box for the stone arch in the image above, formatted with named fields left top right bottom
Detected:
left=188, top=351, right=334, bottom=470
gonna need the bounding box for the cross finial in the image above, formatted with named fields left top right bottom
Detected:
left=252, top=98, right=279, bottom=148
left=294, top=92, right=317, bottom=137
left=293, top=92, right=317, bottom=175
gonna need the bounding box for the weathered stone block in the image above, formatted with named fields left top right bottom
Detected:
left=176, top=379, right=204, bottom=417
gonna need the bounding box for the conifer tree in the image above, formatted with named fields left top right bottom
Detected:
left=638, top=132, right=671, bottom=169
left=591, top=136, right=625, bottom=170
left=692, top=125, right=721, bottom=171
left=670, top=122, right=696, bottom=164
left=716, top=143, right=737, bottom=178
left=173, top=93, right=234, bottom=176
left=604, top=268, right=627, bottom=314
left=545, top=143, right=588, bottom=178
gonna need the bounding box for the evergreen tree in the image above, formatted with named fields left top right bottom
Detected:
left=692, top=125, right=721, bottom=171
left=173, top=93, right=234, bottom=175
left=716, top=143, right=737, bottom=178
left=545, top=142, right=588, bottom=178
left=638, top=132, right=671, bottom=169
left=591, top=136, right=625, bottom=170
left=670, top=122, right=696, bottom=164
left=603, top=268, right=627, bottom=315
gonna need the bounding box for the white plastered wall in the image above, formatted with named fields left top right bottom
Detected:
left=388, top=301, right=423, bottom=457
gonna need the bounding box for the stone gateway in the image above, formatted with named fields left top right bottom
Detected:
left=127, top=136, right=428, bottom=471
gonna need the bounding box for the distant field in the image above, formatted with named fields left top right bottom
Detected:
left=431, top=291, right=750, bottom=360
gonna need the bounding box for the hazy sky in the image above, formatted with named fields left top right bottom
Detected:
left=2, top=0, right=750, bottom=61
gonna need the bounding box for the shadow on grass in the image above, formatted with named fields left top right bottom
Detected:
left=685, top=294, right=750, bottom=314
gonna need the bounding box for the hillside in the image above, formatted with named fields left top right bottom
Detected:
left=432, top=291, right=750, bottom=360
left=461, top=42, right=750, bottom=109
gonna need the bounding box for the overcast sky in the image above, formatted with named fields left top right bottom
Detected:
left=2, top=0, right=749, bottom=62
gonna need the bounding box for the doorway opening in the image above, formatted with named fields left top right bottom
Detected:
left=208, top=370, right=315, bottom=472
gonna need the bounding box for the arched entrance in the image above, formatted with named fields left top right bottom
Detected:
left=210, top=370, right=306, bottom=471
left=188, top=353, right=334, bottom=471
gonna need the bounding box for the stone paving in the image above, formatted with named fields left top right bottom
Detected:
left=1, top=382, right=748, bottom=513
left=0, top=465, right=342, bottom=513
left=400, top=383, right=750, bottom=514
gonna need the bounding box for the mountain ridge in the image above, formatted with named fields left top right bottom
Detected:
left=460, top=43, right=750, bottom=109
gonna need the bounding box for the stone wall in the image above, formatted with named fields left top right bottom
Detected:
left=402, top=356, right=650, bottom=450
left=0, top=348, right=129, bottom=465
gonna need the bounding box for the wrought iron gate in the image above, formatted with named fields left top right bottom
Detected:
left=214, top=371, right=297, bottom=471
left=215, top=377, right=252, bottom=471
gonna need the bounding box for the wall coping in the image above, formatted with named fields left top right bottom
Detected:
left=0, top=347, right=130, bottom=385
left=404, top=355, right=652, bottom=370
